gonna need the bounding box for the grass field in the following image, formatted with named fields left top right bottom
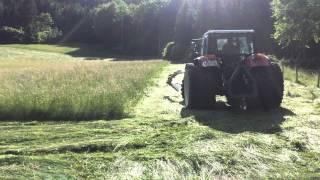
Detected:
left=281, top=65, right=319, bottom=103
left=0, top=45, right=167, bottom=120
left=282, top=65, right=320, bottom=87
left=1, top=44, right=80, bottom=54
left=0, top=44, right=112, bottom=58
left=0, top=46, right=319, bottom=179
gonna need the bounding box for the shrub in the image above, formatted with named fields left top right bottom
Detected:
left=162, top=42, right=190, bottom=62
left=35, top=27, right=62, bottom=43
left=171, top=43, right=189, bottom=61
left=0, top=26, right=25, bottom=43
left=26, top=13, right=62, bottom=43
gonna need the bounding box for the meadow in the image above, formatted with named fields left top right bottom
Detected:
left=282, top=65, right=320, bottom=88
left=0, top=45, right=319, bottom=179
left=0, top=45, right=166, bottom=120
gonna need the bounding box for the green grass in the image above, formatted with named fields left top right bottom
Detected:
left=281, top=64, right=320, bottom=102
left=0, top=45, right=167, bottom=120
left=0, top=44, right=79, bottom=54
left=282, top=65, right=319, bottom=87
left=0, top=47, right=319, bottom=178
left=0, top=44, right=113, bottom=58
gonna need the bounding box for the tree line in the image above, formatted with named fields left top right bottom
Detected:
left=0, top=0, right=319, bottom=66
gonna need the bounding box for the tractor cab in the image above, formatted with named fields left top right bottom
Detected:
left=201, top=30, right=255, bottom=56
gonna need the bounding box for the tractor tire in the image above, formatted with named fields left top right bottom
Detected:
left=182, top=63, right=220, bottom=109
left=227, top=64, right=284, bottom=110
left=271, top=63, right=284, bottom=107
left=251, top=64, right=284, bottom=110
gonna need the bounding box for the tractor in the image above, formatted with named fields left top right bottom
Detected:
left=182, top=30, right=284, bottom=110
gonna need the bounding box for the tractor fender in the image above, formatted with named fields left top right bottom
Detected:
left=243, top=53, right=271, bottom=68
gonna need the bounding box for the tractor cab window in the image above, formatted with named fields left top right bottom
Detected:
left=217, top=39, right=228, bottom=52
left=207, top=33, right=254, bottom=55
left=201, top=36, right=208, bottom=55
left=238, top=37, right=253, bottom=54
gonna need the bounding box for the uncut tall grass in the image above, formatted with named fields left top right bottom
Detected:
left=0, top=60, right=165, bottom=120
left=282, top=65, right=319, bottom=87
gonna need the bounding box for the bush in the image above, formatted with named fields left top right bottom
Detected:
left=26, top=13, right=62, bottom=43
left=162, top=42, right=190, bottom=62
left=34, top=27, right=62, bottom=43
left=93, top=1, right=129, bottom=47
left=171, top=43, right=189, bottom=61
left=162, top=42, right=175, bottom=60
left=0, top=26, right=25, bottom=43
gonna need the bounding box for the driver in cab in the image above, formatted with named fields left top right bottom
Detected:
left=221, top=38, right=240, bottom=78
left=222, top=38, right=240, bottom=55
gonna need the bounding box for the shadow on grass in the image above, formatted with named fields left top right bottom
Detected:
left=169, top=59, right=192, bottom=64
left=181, top=101, right=295, bottom=134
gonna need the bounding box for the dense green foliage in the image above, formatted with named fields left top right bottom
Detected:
left=272, top=0, right=320, bottom=67
left=0, top=26, right=25, bottom=43
left=273, top=0, right=320, bottom=46
left=0, top=0, right=319, bottom=64
left=0, top=0, right=272, bottom=55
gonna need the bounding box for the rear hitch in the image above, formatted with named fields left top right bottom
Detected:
left=228, top=65, right=258, bottom=98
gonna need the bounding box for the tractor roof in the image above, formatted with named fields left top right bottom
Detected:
left=204, top=30, right=255, bottom=35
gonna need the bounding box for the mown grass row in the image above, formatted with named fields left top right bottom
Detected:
left=0, top=46, right=167, bottom=120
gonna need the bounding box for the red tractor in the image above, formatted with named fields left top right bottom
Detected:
left=182, top=30, right=284, bottom=110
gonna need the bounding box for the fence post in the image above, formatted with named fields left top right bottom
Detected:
left=281, top=61, right=285, bottom=75
left=295, top=65, right=299, bottom=83
left=317, top=71, right=320, bottom=88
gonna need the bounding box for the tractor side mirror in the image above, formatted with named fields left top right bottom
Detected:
left=190, top=42, right=200, bottom=58
left=192, top=50, right=199, bottom=59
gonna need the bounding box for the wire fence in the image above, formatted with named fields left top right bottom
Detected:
left=318, top=71, right=320, bottom=88
left=281, top=61, right=320, bottom=88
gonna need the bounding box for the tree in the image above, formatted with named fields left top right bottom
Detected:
left=26, top=13, right=62, bottom=43
left=93, top=0, right=129, bottom=49
left=18, top=0, right=38, bottom=27
left=131, top=0, right=170, bottom=55
left=273, top=0, right=320, bottom=48
left=0, top=1, right=4, bottom=26
left=158, top=0, right=181, bottom=56
left=0, top=26, right=25, bottom=43
left=175, top=1, right=193, bottom=45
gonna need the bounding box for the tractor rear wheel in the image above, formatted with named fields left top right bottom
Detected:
left=252, top=64, right=284, bottom=110
left=182, top=63, right=220, bottom=109
left=227, top=64, right=284, bottom=110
